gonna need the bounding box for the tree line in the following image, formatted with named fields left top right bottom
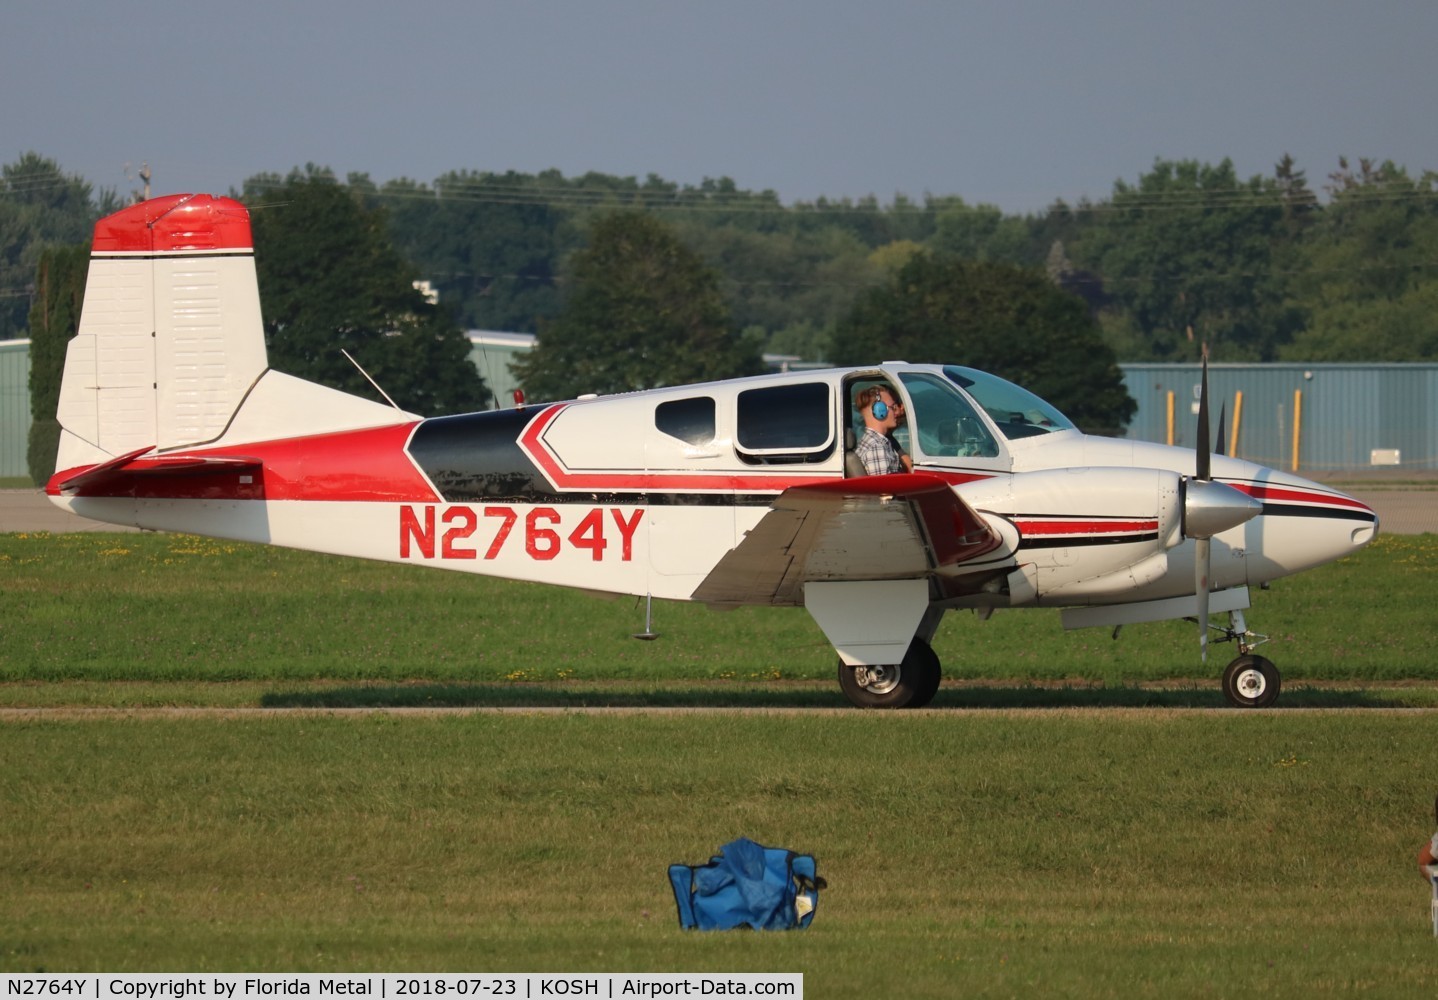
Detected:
left=9, top=151, right=1435, bottom=364
left=346, top=154, right=1438, bottom=366
left=8, top=151, right=1437, bottom=481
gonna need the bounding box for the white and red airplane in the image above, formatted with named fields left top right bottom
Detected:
left=46, top=194, right=1379, bottom=708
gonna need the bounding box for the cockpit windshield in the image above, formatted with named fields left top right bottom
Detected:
left=942, top=366, right=1076, bottom=440
left=895, top=372, right=1000, bottom=458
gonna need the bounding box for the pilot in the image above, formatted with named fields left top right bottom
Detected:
left=854, top=385, right=913, bottom=475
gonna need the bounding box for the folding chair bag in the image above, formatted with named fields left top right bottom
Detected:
left=669, top=837, right=821, bottom=931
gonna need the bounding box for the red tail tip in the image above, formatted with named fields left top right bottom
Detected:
left=92, top=194, right=253, bottom=254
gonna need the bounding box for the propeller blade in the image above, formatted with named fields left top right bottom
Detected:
left=1194, top=347, right=1213, bottom=664
left=1195, top=350, right=1211, bottom=481
left=1215, top=401, right=1227, bottom=457
left=1195, top=536, right=1211, bottom=662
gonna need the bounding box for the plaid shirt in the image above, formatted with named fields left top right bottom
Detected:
left=856, top=427, right=903, bottom=475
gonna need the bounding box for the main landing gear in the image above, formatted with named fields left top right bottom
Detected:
left=837, top=637, right=941, bottom=709
left=1210, top=609, right=1279, bottom=708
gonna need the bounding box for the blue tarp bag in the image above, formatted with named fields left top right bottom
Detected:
left=668, top=837, right=822, bottom=930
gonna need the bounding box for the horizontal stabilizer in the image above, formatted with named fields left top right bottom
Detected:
left=54, top=449, right=262, bottom=495
left=52, top=446, right=155, bottom=493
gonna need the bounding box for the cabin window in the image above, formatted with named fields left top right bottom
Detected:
left=736, top=382, right=834, bottom=463
left=656, top=396, right=716, bottom=446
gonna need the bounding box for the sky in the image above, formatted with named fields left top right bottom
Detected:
left=5, top=0, right=1436, bottom=214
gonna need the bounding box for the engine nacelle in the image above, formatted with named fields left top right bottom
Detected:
left=958, top=467, right=1185, bottom=604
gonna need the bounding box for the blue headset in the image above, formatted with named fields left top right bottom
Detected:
left=871, top=398, right=888, bottom=420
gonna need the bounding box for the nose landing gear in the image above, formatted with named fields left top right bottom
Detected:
left=1211, top=609, right=1279, bottom=708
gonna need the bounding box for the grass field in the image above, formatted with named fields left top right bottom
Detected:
left=1, top=531, right=1435, bottom=700
left=3, top=712, right=1438, bottom=995
left=2, top=529, right=1438, bottom=994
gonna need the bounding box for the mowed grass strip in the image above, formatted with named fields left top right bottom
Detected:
left=2, top=711, right=1438, bottom=996
left=2, top=532, right=1436, bottom=693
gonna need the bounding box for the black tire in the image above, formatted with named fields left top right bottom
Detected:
left=908, top=639, right=943, bottom=708
left=1221, top=654, right=1281, bottom=708
left=837, top=638, right=942, bottom=709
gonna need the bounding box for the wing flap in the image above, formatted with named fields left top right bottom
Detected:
left=693, top=473, right=1002, bottom=607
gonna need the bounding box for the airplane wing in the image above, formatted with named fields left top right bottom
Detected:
left=692, top=473, right=1002, bottom=607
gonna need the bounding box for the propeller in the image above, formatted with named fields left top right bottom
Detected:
left=1183, top=348, right=1262, bottom=662
left=1194, top=352, right=1212, bottom=661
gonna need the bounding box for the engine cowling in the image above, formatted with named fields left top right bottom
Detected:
left=958, top=467, right=1185, bottom=603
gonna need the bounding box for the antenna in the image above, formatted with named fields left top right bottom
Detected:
left=123, top=161, right=152, bottom=203
left=341, top=349, right=402, bottom=410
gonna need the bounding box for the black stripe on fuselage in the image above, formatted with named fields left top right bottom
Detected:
left=1261, top=504, right=1378, bottom=523
left=409, top=409, right=562, bottom=502
left=1017, top=533, right=1160, bottom=551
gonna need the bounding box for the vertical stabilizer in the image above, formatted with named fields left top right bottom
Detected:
left=55, top=194, right=269, bottom=468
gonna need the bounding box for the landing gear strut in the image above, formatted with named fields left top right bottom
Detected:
left=1211, top=609, right=1279, bottom=708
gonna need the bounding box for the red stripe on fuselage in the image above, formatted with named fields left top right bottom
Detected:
left=1227, top=482, right=1372, bottom=512
left=1015, top=519, right=1159, bottom=536
left=252, top=422, right=436, bottom=501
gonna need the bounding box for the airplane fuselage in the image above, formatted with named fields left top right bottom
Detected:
left=51, top=364, right=1376, bottom=609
